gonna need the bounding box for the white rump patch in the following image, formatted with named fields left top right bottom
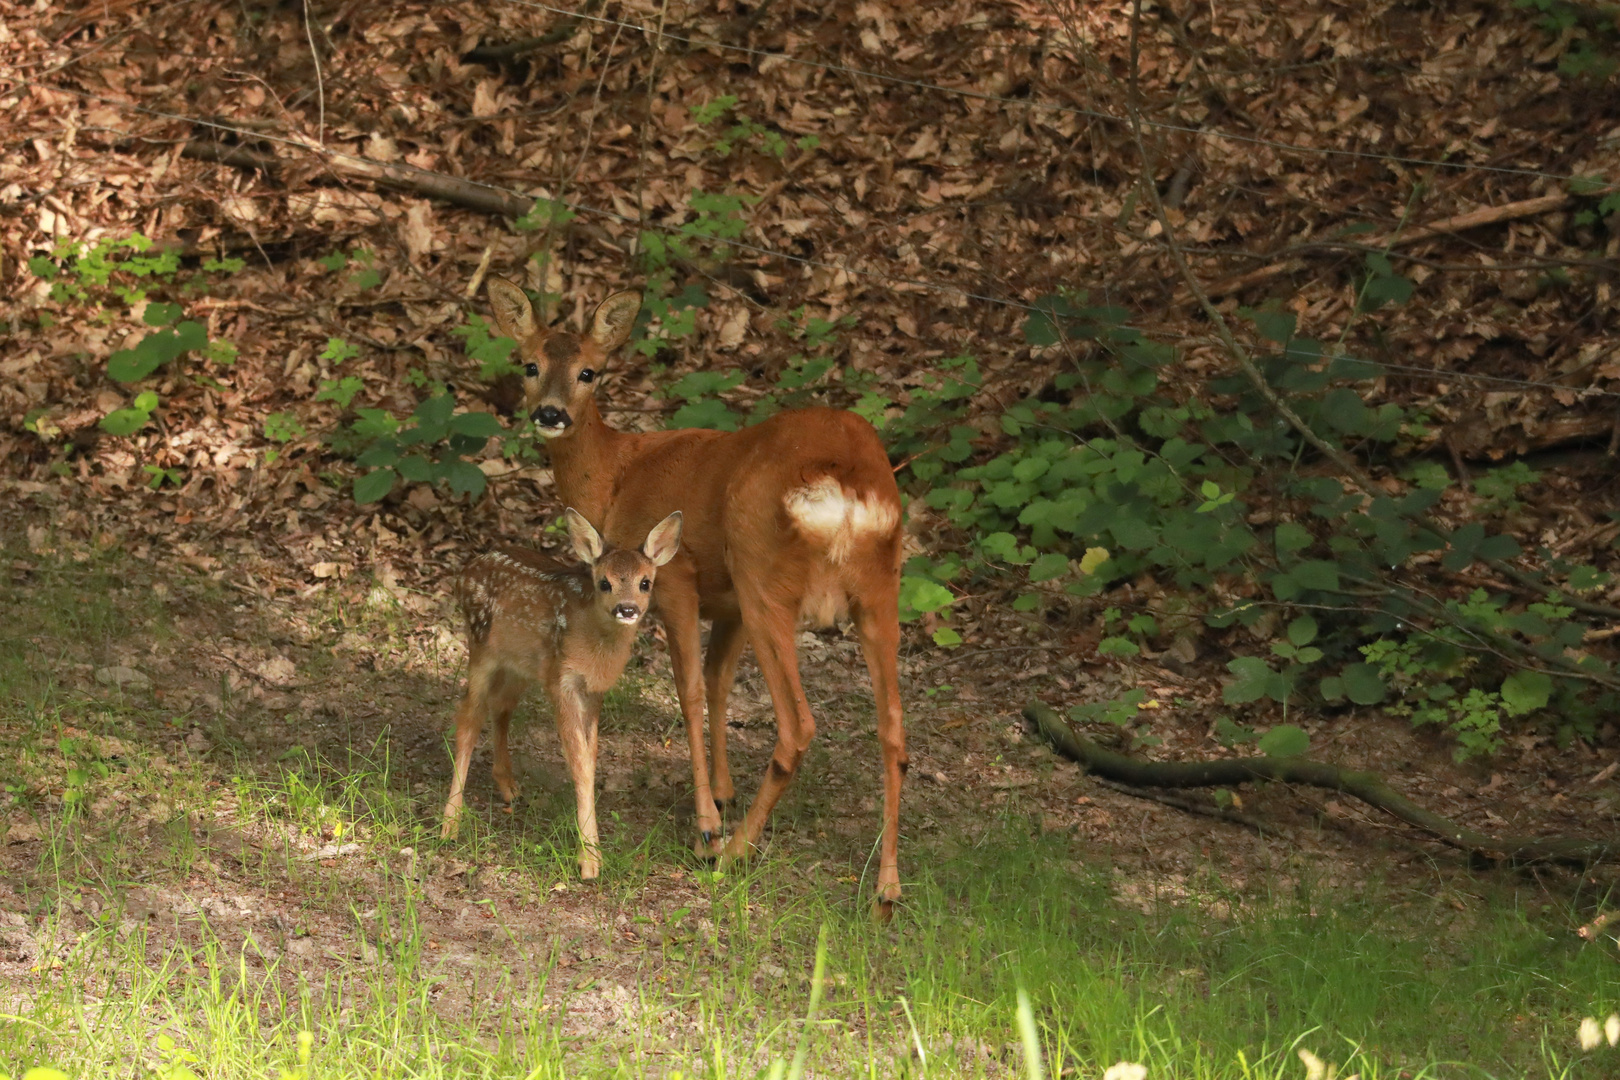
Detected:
left=783, top=476, right=898, bottom=564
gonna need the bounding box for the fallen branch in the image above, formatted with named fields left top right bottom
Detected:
left=1024, top=701, right=1620, bottom=865
left=462, top=0, right=603, bottom=64
left=186, top=137, right=532, bottom=218
left=1197, top=193, right=1575, bottom=298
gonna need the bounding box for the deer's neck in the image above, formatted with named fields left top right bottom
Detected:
left=547, top=398, right=628, bottom=524
left=566, top=611, right=639, bottom=689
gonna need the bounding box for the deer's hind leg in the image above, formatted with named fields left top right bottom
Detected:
left=852, top=571, right=906, bottom=918
left=488, top=668, right=530, bottom=813
left=703, top=617, right=748, bottom=809
left=444, top=651, right=500, bottom=839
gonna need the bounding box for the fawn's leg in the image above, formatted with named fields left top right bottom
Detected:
left=703, top=618, right=748, bottom=807
left=443, top=652, right=497, bottom=839
left=553, top=675, right=602, bottom=879
left=724, top=589, right=813, bottom=861
left=658, top=568, right=724, bottom=853
left=488, top=670, right=529, bottom=812
left=854, top=579, right=907, bottom=917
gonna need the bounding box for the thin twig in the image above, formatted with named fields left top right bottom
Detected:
left=302, top=0, right=325, bottom=146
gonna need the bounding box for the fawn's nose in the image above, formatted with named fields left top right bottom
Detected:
left=531, top=405, right=571, bottom=429
left=613, top=603, right=642, bottom=623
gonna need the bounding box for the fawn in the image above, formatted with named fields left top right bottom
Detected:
left=485, top=276, right=908, bottom=918
left=441, top=507, right=683, bottom=880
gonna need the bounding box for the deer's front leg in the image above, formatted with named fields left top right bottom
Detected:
left=554, top=675, right=602, bottom=880
left=657, top=572, right=723, bottom=854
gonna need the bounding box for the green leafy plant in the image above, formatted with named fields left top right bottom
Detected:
left=1361, top=634, right=1554, bottom=759
left=26, top=231, right=240, bottom=438
left=352, top=393, right=505, bottom=503
left=318, top=247, right=381, bottom=289
left=100, top=391, right=161, bottom=437
left=1472, top=461, right=1540, bottom=514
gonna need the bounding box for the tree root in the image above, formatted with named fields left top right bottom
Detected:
left=1024, top=701, right=1620, bottom=866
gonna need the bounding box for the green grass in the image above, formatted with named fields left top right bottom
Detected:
left=3, top=536, right=1619, bottom=1078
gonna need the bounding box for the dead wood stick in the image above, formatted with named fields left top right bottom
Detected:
left=1024, top=701, right=1620, bottom=865
left=186, top=135, right=534, bottom=218
left=182, top=141, right=279, bottom=171
left=1372, top=192, right=1573, bottom=247
left=1198, top=193, right=1575, bottom=298
left=462, top=0, right=604, bottom=63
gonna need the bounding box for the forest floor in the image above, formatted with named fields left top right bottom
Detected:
left=4, top=0, right=1620, bottom=1075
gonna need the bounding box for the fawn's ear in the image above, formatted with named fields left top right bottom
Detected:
left=642, top=511, right=683, bottom=567
left=590, top=290, right=641, bottom=352
left=563, top=507, right=605, bottom=565
left=487, top=277, right=537, bottom=342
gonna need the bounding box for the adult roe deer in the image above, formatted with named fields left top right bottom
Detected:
left=485, top=276, right=908, bottom=916
left=442, top=507, right=683, bottom=880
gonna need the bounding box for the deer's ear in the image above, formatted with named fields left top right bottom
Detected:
left=563, top=507, right=604, bottom=565
left=590, top=290, right=642, bottom=352
left=487, top=277, right=537, bottom=341
left=642, top=511, right=683, bottom=567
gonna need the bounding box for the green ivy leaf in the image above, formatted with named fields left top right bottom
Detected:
left=1500, top=670, right=1552, bottom=716
left=1246, top=307, right=1296, bottom=343
left=443, top=459, right=488, bottom=498
left=899, top=576, right=955, bottom=621
left=671, top=398, right=741, bottom=431
left=1340, top=663, right=1386, bottom=705
left=99, top=404, right=154, bottom=436
left=1223, top=656, right=1282, bottom=704
left=1257, top=724, right=1310, bottom=757
left=1476, top=534, right=1522, bottom=561
left=396, top=455, right=435, bottom=483
left=143, top=301, right=183, bottom=326
left=353, top=468, right=397, bottom=504
left=1319, top=388, right=1370, bottom=434
left=1286, top=614, right=1319, bottom=647
left=932, top=627, right=963, bottom=648
left=448, top=411, right=505, bottom=438
left=1275, top=521, right=1312, bottom=555
left=1028, top=552, right=1069, bottom=582
left=1290, top=560, right=1341, bottom=592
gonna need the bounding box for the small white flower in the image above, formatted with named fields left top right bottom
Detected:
left=1579, top=1016, right=1603, bottom=1051
left=1297, top=1049, right=1327, bottom=1080
left=1607, top=1013, right=1620, bottom=1047
left=1102, top=1064, right=1146, bottom=1080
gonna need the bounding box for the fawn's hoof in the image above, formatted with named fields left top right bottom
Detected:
left=694, top=831, right=724, bottom=860
left=873, top=874, right=901, bottom=922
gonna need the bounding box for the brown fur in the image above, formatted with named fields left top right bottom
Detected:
left=441, top=509, right=682, bottom=880
left=487, top=277, right=908, bottom=916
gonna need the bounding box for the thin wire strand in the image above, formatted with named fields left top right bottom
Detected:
left=38, top=83, right=1620, bottom=402
left=494, top=0, right=1598, bottom=186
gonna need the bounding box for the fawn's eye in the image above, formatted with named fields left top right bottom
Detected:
left=639, top=578, right=651, bottom=592
left=578, top=368, right=596, bottom=383
left=598, top=578, right=611, bottom=592
left=524, top=363, right=538, bottom=377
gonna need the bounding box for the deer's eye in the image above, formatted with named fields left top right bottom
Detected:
left=598, top=578, right=611, bottom=592
left=639, top=578, right=651, bottom=592
left=578, top=369, right=596, bottom=383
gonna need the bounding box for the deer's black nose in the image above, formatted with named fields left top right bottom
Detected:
left=531, top=405, right=571, bottom=428
left=613, top=604, right=642, bottom=622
